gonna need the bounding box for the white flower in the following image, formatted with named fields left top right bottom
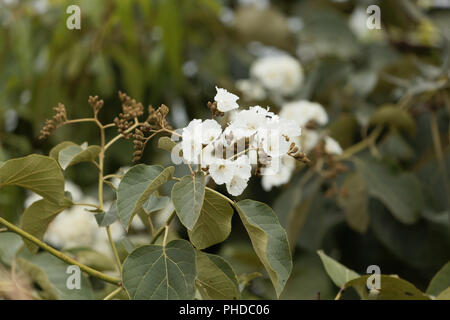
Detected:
left=261, top=160, right=294, bottom=191
left=250, top=55, right=304, bottom=96
left=214, top=86, right=239, bottom=112
left=280, top=100, right=328, bottom=127
left=182, top=119, right=203, bottom=163
left=299, top=129, right=320, bottom=153
left=226, top=175, right=248, bottom=196
left=228, top=107, right=267, bottom=139
left=44, top=197, right=99, bottom=249
left=324, top=136, right=343, bottom=155
left=201, top=119, right=222, bottom=145
left=259, top=130, right=291, bottom=157
left=233, top=155, right=252, bottom=180
left=209, top=158, right=235, bottom=185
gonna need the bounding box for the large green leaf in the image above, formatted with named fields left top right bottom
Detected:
left=122, top=239, right=196, bottom=300
left=0, top=154, right=65, bottom=204
left=337, top=172, right=369, bottom=233
left=427, top=262, right=450, bottom=297
left=21, top=198, right=72, bottom=253
left=188, top=189, right=233, bottom=249
left=57, top=143, right=101, bottom=170
left=16, top=248, right=94, bottom=300
left=344, top=275, right=430, bottom=300
left=195, top=251, right=240, bottom=300
left=117, top=165, right=174, bottom=230
left=172, top=173, right=206, bottom=230
left=354, top=158, right=423, bottom=224
left=317, top=250, right=359, bottom=288
left=235, top=199, right=292, bottom=297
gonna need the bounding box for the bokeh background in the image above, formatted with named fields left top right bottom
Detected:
left=1, top=0, right=449, bottom=299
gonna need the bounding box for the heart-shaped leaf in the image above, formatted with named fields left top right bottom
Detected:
left=157, top=136, right=177, bottom=152
left=49, top=141, right=77, bottom=160
left=172, top=173, right=206, bottom=230
left=122, top=239, right=196, bottom=300
left=195, top=251, right=240, bottom=300
left=188, top=188, right=233, bottom=249
left=0, top=154, right=65, bottom=205
left=427, top=261, right=450, bottom=297
left=235, top=199, right=292, bottom=297
left=117, top=165, right=174, bottom=230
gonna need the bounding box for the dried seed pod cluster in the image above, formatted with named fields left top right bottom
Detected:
left=88, top=95, right=104, bottom=115
left=39, top=103, right=67, bottom=140
left=113, top=91, right=144, bottom=140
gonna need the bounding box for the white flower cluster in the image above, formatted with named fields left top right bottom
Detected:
left=262, top=100, right=343, bottom=191
left=237, top=54, right=304, bottom=100
left=179, top=87, right=303, bottom=196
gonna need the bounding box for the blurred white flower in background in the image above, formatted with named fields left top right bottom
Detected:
left=280, top=100, right=328, bottom=127
left=250, top=55, right=304, bottom=96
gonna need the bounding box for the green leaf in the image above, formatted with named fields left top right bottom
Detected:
left=426, top=262, right=450, bottom=297
left=437, top=287, right=450, bottom=300
left=95, top=201, right=118, bottom=227
left=16, top=248, right=94, bottom=300
left=172, top=173, right=206, bottom=230
left=370, top=104, right=416, bottom=135
left=317, top=250, right=359, bottom=288
left=122, top=239, right=196, bottom=300
left=21, top=198, right=72, bottom=253
left=143, top=194, right=170, bottom=213
left=188, top=189, right=233, bottom=249
left=157, top=136, right=177, bottom=152
left=0, top=232, right=23, bottom=266
left=49, top=141, right=77, bottom=160
left=0, top=154, right=65, bottom=204
left=195, top=251, right=240, bottom=300
left=117, top=165, right=174, bottom=230
left=337, top=172, right=369, bottom=233
left=58, top=144, right=101, bottom=170
left=354, top=158, right=423, bottom=224
left=235, top=199, right=292, bottom=297
left=344, top=275, right=430, bottom=300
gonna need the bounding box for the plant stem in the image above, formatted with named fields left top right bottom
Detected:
left=65, top=118, right=97, bottom=125
left=337, top=125, right=382, bottom=161
left=0, top=216, right=121, bottom=285
left=103, top=286, right=123, bottom=300
left=104, top=121, right=141, bottom=151
left=150, top=210, right=176, bottom=244
left=106, top=226, right=122, bottom=273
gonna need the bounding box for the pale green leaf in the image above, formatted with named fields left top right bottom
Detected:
left=370, top=104, right=416, bottom=135
left=344, top=275, right=430, bottom=300
left=117, top=165, right=174, bottom=230
left=426, top=261, right=450, bottom=297
left=195, top=251, right=240, bottom=300
left=95, top=201, right=118, bottom=227
left=317, top=250, right=359, bottom=288
left=235, top=199, right=292, bottom=297
left=64, top=247, right=116, bottom=272
left=172, top=173, right=206, bottom=230
left=0, top=232, right=23, bottom=266
left=49, top=141, right=76, bottom=160
left=122, top=239, right=196, bottom=300
left=21, top=198, right=72, bottom=253
left=0, top=154, right=65, bottom=204
left=188, top=189, right=233, bottom=249
left=157, top=136, right=177, bottom=152
left=58, top=144, right=101, bottom=170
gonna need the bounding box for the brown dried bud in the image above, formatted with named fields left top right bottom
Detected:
left=88, top=96, right=104, bottom=115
